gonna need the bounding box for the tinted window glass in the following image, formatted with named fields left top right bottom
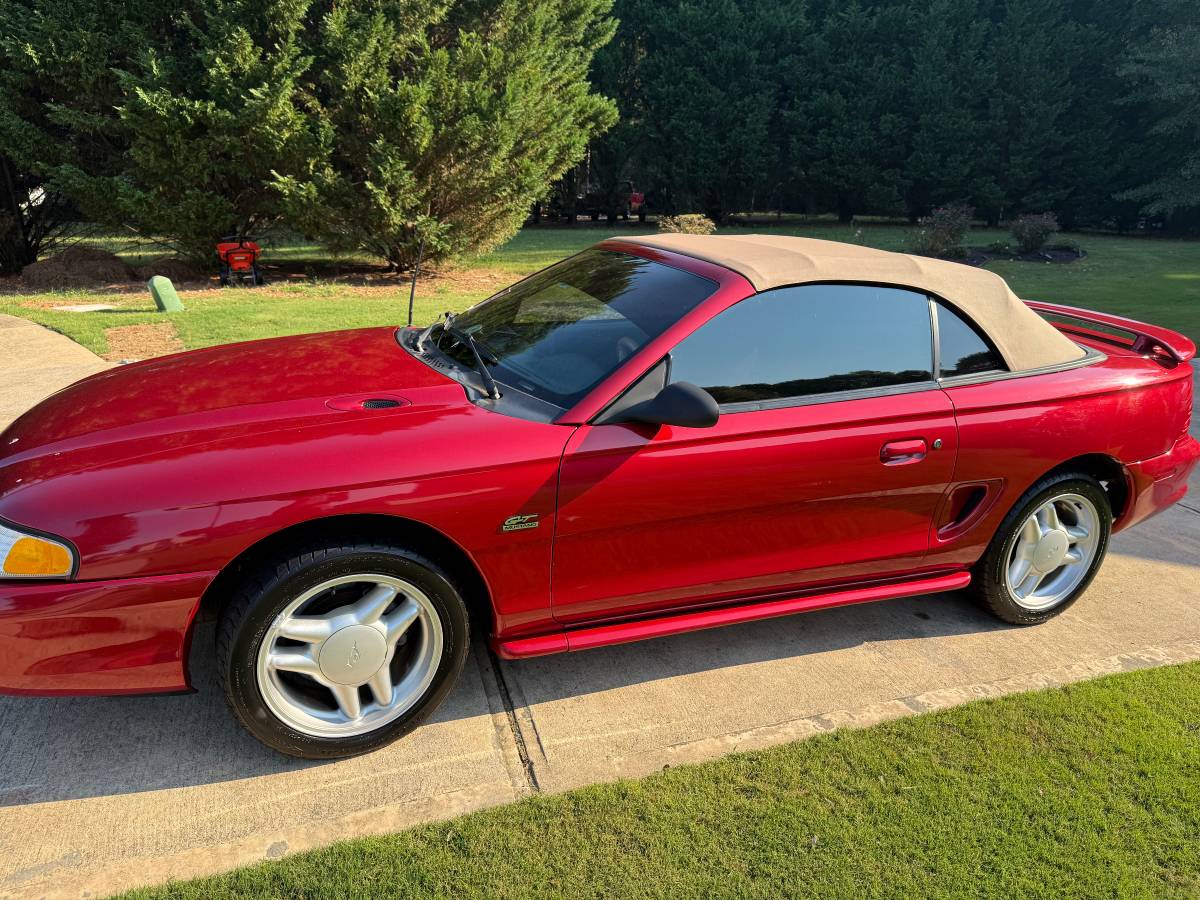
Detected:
left=936, top=300, right=1005, bottom=377
left=435, top=250, right=716, bottom=409
left=669, top=284, right=934, bottom=405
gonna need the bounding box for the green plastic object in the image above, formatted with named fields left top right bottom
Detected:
left=147, top=275, right=183, bottom=312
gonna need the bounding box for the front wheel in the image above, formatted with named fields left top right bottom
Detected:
left=972, top=473, right=1112, bottom=625
left=217, top=539, right=470, bottom=758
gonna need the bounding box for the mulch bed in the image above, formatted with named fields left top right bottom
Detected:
left=19, top=247, right=135, bottom=289
left=961, top=245, right=1087, bottom=267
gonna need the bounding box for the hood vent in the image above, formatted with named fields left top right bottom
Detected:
left=326, top=394, right=409, bottom=412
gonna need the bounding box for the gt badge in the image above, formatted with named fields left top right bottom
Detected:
left=501, top=514, right=540, bottom=533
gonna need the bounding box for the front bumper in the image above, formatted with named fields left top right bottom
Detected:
left=0, top=571, right=214, bottom=695
left=1120, top=434, right=1200, bottom=531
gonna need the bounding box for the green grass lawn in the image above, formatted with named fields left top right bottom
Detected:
left=124, top=661, right=1200, bottom=899
left=1, top=224, right=1198, bottom=357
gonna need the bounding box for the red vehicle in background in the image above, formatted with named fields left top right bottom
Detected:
left=626, top=183, right=646, bottom=220
left=537, top=179, right=648, bottom=224
left=0, top=234, right=1195, bottom=758
left=216, top=237, right=264, bottom=286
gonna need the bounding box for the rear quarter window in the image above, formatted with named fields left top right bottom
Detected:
left=935, top=300, right=1006, bottom=377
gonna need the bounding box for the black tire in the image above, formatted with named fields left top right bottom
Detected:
left=972, top=472, right=1112, bottom=625
left=216, top=537, right=470, bottom=759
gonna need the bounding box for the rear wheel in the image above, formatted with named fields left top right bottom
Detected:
left=217, top=538, right=469, bottom=758
left=973, top=473, right=1111, bottom=625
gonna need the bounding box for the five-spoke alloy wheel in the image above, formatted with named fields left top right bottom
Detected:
left=257, top=574, right=443, bottom=738
left=218, top=538, right=470, bottom=759
left=1004, top=493, right=1100, bottom=611
left=974, top=473, right=1112, bottom=625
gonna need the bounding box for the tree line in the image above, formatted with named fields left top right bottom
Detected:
left=582, top=0, right=1198, bottom=231
left=0, top=0, right=1196, bottom=277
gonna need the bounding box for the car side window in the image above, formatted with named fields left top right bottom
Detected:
left=935, top=300, right=1006, bottom=377
left=669, top=284, right=934, bottom=406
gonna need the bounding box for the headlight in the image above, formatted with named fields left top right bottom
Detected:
left=0, top=521, right=76, bottom=579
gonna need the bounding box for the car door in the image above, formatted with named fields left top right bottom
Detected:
left=552, top=283, right=959, bottom=624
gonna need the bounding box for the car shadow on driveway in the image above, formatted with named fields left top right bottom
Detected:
left=0, top=623, right=488, bottom=808
left=498, top=587, right=1010, bottom=706
left=0, top=589, right=1011, bottom=807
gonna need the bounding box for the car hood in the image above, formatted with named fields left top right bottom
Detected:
left=0, top=326, right=462, bottom=493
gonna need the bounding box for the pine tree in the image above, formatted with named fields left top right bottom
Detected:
left=1118, top=3, right=1200, bottom=221
left=275, top=0, right=618, bottom=269
left=584, top=0, right=655, bottom=223
left=78, top=0, right=320, bottom=261
left=980, top=0, right=1075, bottom=222
left=900, top=0, right=993, bottom=220
left=0, top=0, right=154, bottom=273
left=783, top=0, right=905, bottom=221
left=631, top=0, right=782, bottom=221
left=4, top=0, right=616, bottom=269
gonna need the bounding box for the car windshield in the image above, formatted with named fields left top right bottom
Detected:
left=431, top=249, right=717, bottom=409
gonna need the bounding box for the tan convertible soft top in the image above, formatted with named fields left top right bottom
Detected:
left=623, top=233, right=1084, bottom=372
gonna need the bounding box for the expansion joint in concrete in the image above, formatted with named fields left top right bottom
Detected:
left=479, top=645, right=542, bottom=794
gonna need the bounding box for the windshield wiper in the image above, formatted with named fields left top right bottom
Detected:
left=442, top=320, right=501, bottom=400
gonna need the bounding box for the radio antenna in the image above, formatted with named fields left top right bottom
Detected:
left=406, top=234, right=426, bottom=327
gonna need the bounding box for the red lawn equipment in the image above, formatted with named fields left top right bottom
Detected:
left=216, top=237, right=264, bottom=286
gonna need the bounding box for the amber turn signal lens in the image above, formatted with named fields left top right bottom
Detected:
left=2, top=536, right=74, bottom=577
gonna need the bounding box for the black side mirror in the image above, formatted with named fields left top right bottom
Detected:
left=618, top=381, right=719, bottom=429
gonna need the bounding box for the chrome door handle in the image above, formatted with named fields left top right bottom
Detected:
left=880, top=439, right=928, bottom=465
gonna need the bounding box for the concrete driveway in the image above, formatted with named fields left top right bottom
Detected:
left=0, top=316, right=111, bottom=430
left=1, top=318, right=1197, bottom=898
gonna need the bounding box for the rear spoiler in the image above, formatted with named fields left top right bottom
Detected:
left=1026, top=300, right=1197, bottom=366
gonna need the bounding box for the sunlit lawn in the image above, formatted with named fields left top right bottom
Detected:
left=2, top=223, right=1198, bottom=357
left=124, top=661, right=1200, bottom=898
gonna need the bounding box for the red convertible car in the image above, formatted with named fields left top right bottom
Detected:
left=1, top=234, right=1196, bottom=757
